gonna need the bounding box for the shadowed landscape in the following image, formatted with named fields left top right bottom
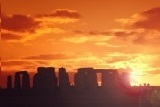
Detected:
left=0, top=67, right=160, bottom=107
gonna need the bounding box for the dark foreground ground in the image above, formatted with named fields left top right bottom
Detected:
left=0, top=89, right=155, bottom=107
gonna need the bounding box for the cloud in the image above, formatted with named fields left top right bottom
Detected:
left=113, top=7, right=160, bottom=46
left=1, top=9, right=81, bottom=42
left=105, top=28, right=160, bottom=47
left=37, top=9, right=81, bottom=19
left=118, top=7, right=160, bottom=30
left=1, top=29, right=37, bottom=42
left=62, top=31, right=113, bottom=45
left=114, top=30, right=136, bottom=37
left=62, top=36, right=89, bottom=44
left=36, top=10, right=80, bottom=25
left=1, top=60, right=50, bottom=73
left=1, top=60, right=50, bottom=68
left=2, top=14, right=40, bottom=32
left=1, top=33, right=23, bottom=40
left=72, top=29, right=151, bottom=46
left=1, top=60, right=35, bottom=73
left=1, top=14, right=40, bottom=41
left=132, top=7, right=160, bottom=30
left=63, top=35, right=110, bottom=45
left=147, top=69, right=160, bottom=75
left=74, top=7, right=160, bottom=46
left=74, top=30, right=112, bottom=36
left=24, top=53, right=75, bottom=60
left=149, top=56, right=160, bottom=68
left=106, top=56, right=130, bottom=64
left=1, top=60, right=37, bottom=66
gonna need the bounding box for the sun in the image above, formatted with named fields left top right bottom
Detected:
left=130, top=71, right=139, bottom=86
left=129, top=69, right=144, bottom=86
left=115, top=61, right=149, bottom=86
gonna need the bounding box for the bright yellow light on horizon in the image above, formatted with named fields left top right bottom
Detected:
left=130, top=71, right=142, bottom=86
left=129, top=66, right=147, bottom=86
left=114, top=60, right=149, bottom=86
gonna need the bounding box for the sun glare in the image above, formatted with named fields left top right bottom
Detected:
left=130, top=71, right=139, bottom=86
left=115, top=60, right=148, bottom=86
left=129, top=68, right=146, bottom=86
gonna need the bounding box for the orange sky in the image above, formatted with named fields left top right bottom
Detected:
left=1, top=0, right=160, bottom=87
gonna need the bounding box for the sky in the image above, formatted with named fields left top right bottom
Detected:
left=1, top=0, right=160, bottom=87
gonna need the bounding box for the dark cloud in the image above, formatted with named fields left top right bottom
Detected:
left=2, top=14, right=40, bottom=32
left=24, top=54, right=74, bottom=60
left=130, top=7, right=160, bottom=30
left=1, top=33, right=22, bottom=40
left=1, top=9, right=80, bottom=41
left=37, top=9, right=81, bottom=19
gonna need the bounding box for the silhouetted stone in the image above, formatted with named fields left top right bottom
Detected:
left=13, top=71, right=30, bottom=90
left=59, top=67, right=70, bottom=91
left=21, top=71, right=30, bottom=90
left=101, top=69, right=118, bottom=89
left=33, top=67, right=57, bottom=92
left=74, top=71, right=86, bottom=91
left=14, top=72, right=21, bottom=90
left=7, top=75, right=12, bottom=90
left=46, top=67, right=57, bottom=91
left=33, top=73, right=40, bottom=89
left=74, top=68, right=97, bottom=91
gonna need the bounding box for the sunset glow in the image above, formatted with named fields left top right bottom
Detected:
left=1, top=0, right=160, bottom=88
